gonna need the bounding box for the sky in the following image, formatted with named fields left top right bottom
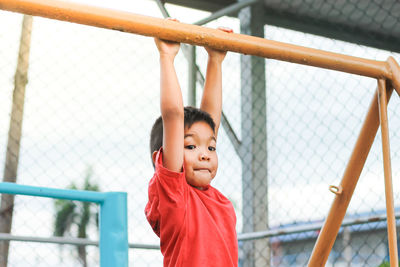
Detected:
left=1, top=0, right=400, bottom=266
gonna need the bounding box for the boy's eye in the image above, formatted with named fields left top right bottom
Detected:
left=185, top=145, right=196, bottom=150
left=208, top=146, right=216, bottom=151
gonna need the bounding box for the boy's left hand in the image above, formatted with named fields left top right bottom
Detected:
left=205, top=27, right=233, bottom=62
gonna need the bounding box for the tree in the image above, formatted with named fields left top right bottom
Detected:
left=53, top=167, right=100, bottom=267
left=0, top=15, right=33, bottom=267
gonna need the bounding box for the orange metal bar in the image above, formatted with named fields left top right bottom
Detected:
left=0, top=0, right=399, bottom=92
left=377, top=79, right=399, bottom=267
left=308, top=85, right=394, bottom=266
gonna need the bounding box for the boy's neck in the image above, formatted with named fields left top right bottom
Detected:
left=191, top=184, right=209, bottom=191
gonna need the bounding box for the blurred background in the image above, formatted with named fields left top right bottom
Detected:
left=0, top=0, right=400, bottom=266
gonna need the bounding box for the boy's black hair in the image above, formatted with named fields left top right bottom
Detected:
left=150, top=106, right=216, bottom=166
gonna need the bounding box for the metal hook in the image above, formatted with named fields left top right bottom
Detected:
left=329, top=185, right=343, bottom=195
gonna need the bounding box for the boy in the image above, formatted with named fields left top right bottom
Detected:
left=145, top=22, right=238, bottom=267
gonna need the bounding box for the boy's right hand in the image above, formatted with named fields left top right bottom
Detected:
left=204, top=27, right=233, bottom=63
left=154, top=38, right=180, bottom=58
left=154, top=18, right=181, bottom=58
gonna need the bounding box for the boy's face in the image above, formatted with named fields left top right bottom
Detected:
left=183, top=121, right=218, bottom=190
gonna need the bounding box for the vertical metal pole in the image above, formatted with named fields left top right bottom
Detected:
left=308, top=86, right=394, bottom=266
left=377, top=79, right=398, bottom=267
left=239, top=1, right=269, bottom=266
left=100, top=192, right=128, bottom=267
left=188, top=45, right=197, bottom=106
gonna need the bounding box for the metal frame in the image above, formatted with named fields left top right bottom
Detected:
left=0, top=0, right=400, bottom=265
left=0, top=183, right=128, bottom=267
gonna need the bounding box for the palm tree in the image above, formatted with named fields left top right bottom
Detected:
left=53, top=167, right=100, bottom=267
left=0, top=15, right=33, bottom=267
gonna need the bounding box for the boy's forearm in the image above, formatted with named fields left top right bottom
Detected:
left=201, top=58, right=223, bottom=134
left=160, top=55, right=184, bottom=115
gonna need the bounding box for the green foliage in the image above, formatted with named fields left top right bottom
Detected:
left=378, top=261, right=400, bottom=267
left=54, top=199, right=76, bottom=237
left=53, top=167, right=100, bottom=238
left=53, top=167, right=100, bottom=266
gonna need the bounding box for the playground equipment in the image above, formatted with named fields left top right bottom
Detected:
left=0, top=0, right=399, bottom=266
left=0, top=182, right=128, bottom=266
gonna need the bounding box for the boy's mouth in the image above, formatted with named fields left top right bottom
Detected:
left=194, top=168, right=210, bottom=173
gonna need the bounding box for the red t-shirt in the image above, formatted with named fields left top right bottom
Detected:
left=145, top=150, right=238, bottom=267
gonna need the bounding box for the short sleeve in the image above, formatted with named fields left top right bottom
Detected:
left=146, top=149, right=188, bottom=243
left=154, top=149, right=186, bottom=203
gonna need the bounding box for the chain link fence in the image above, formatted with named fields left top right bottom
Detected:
left=1, top=0, right=400, bottom=266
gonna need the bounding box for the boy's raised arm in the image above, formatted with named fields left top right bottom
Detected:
left=155, top=36, right=184, bottom=172
left=200, top=27, right=232, bottom=137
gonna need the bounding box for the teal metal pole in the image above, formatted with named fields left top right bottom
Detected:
left=100, top=192, right=128, bottom=267
left=0, top=182, right=106, bottom=202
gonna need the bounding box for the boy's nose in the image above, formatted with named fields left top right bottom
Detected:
left=199, top=152, right=210, bottom=161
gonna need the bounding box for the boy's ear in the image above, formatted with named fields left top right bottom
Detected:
left=152, top=151, right=158, bottom=165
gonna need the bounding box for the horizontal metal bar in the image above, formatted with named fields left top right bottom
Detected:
left=1, top=0, right=399, bottom=91
left=0, top=233, right=98, bottom=246
left=237, top=212, right=400, bottom=242
left=0, top=182, right=107, bottom=203
left=194, top=0, right=258, bottom=26
left=0, top=233, right=160, bottom=250
left=1, top=212, right=396, bottom=249
left=130, top=243, right=160, bottom=250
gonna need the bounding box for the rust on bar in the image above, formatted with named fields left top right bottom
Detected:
left=308, top=85, right=394, bottom=266
left=0, top=0, right=398, bottom=82
left=377, top=79, right=399, bottom=267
